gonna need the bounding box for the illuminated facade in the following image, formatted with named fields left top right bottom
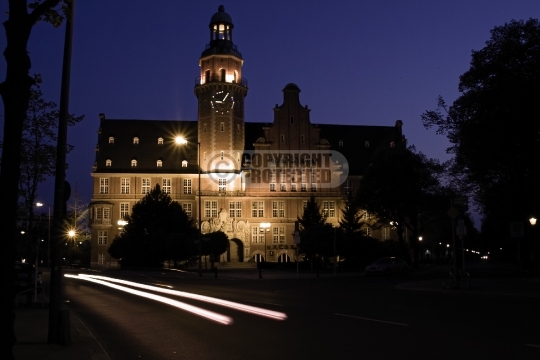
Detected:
left=88, top=6, right=404, bottom=267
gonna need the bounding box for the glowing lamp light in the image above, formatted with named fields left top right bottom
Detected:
left=529, top=217, right=537, bottom=226
left=418, top=236, right=423, bottom=241
left=68, top=230, right=76, bottom=238
left=117, top=220, right=128, bottom=226
left=175, top=136, right=188, bottom=145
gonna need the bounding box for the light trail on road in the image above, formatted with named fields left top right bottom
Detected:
left=66, top=274, right=287, bottom=322
left=65, top=274, right=232, bottom=325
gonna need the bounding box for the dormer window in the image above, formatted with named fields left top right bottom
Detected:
left=133, top=137, right=139, bottom=144
left=365, top=141, right=370, bottom=147
left=131, top=159, right=137, bottom=167
left=158, top=137, right=164, bottom=145
left=108, top=137, right=114, bottom=144
left=182, top=160, right=188, bottom=168
left=106, top=159, right=112, bottom=167
left=157, top=160, right=163, bottom=167
left=339, top=140, right=344, bottom=147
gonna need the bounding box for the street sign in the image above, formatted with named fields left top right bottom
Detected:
left=510, top=222, right=524, bottom=237
left=293, top=231, right=300, bottom=244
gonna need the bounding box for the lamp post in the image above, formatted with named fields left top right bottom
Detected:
left=418, top=236, right=423, bottom=267
left=36, top=202, right=51, bottom=267
left=530, top=217, right=537, bottom=268
left=176, top=136, right=202, bottom=277
left=260, top=222, right=270, bottom=263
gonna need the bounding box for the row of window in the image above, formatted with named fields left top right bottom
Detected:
left=91, top=200, right=336, bottom=226
left=100, top=178, right=193, bottom=195
left=105, top=159, right=189, bottom=168
left=108, top=137, right=166, bottom=145
left=96, top=224, right=387, bottom=249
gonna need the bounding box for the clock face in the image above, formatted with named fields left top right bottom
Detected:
left=211, top=90, right=234, bottom=114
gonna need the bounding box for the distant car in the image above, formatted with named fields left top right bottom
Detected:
left=14, top=262, right=42, bottom=293
left=365, top=257, right=409, bottom=275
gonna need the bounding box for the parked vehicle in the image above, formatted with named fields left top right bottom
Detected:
left=365, top=257, right=409, bottom=275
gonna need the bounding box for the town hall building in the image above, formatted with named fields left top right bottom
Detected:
left=88, top=6, right=404, bottom=268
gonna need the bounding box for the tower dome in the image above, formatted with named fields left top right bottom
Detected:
left=210, top=5, right=233, bottom=25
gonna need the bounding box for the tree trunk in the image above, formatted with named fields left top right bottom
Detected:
left=1, top=6, right=37, bottom=359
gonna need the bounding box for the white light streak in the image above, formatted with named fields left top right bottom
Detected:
left=65, top=274, right=232, bottom=325
left=66, top=274, right=287, bottom=322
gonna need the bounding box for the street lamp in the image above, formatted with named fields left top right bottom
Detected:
left=175, top=136, right=202, bottom=277
left=36, top=202, right=51, bottom=267
left=260, top=222, right=270, bottom=262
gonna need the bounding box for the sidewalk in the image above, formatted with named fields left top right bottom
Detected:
left=12, top=269, right=110, bottom=360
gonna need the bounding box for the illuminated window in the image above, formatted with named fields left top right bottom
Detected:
left=157, top=160, right=162, bottom=167
left=98, top=253, right=105, bottom=264
left=100, top=178, right=109, bottom=194
left=205, top=200, right=218, bottom=218
left=108, top=137, right=114, bottom=144
left=131, top=159, right=137, bottom=167
left=252, top=227, right=264, bottom=244
left=251, top=201, right=264, bottom=217
left=133, top=137, right=139, bottom=144
left=273, top=226, right=285, bottom=244
left=182, top=160, right=188, bottom=168
left=183, top=179, right=192, bottom=194
left=141, top=178, right=150, bottom=194
left=218, top=178, right=226, bottom=192
left=182, top=203, right=192, bottom=218
left=121, top=178, right=130, bottom=194
left=272, top=201, right=285, bottom=218
left=105, top=159, right=112, bottom=167
left=162, top=178, right=171, bottom=194
left=95, top=207, right=110, bottom=225
left=120, top=203, right=129, bottom=219
left=229, top=201, right=242, bottom=218
left=365, top=227, right=372, bottom=236
left=383, top=227, right=390, bottom=239
left=158, top=137, right=164, bottom=145
left=323, top=201, right=335, bottom=217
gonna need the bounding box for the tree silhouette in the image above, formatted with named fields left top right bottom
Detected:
left=108, top=185, right=195, bottom=267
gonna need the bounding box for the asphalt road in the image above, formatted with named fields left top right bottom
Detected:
left=61, top=268, right=540, bottom=360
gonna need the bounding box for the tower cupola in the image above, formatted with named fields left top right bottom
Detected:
left=202, top=5, right=242, bottom=58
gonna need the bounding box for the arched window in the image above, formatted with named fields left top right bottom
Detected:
left=133, top=137, right=139, bottom=144
left=106, top=159, right=112, bottom=167
left=131, top=159, right=137, bottom=167
left=108, top=137, right=114, bottom=144
left=157, top=160, right=163, bottom=167
left=182, top=160, right=188, bottom=168
left=157, top=137, right=164, bottom=145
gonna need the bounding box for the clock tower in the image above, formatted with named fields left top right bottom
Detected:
left=195, top=5, right=248, bottom=175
